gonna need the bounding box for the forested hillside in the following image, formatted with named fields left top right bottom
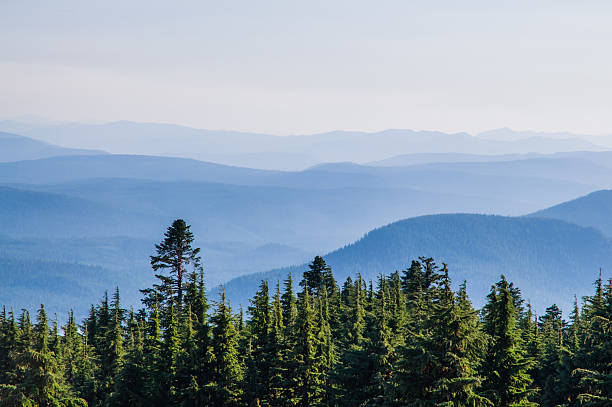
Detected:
left=221, top=214, right=612, bottom=312
left=529, top=189, right=612, bottom=236
left=3, top=210, right=612, bottom=317
left=0, top=220, right=609, bottom=406
left=3, top=148, right=612, bottom=318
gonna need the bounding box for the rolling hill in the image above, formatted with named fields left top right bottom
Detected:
left=528, top=189, right=612, bottom=237
left=0, top=186, right=161, bottom=238
left=0, top=177, right=528, bottom=272
left=0, top=131, right=106, bottom=162
left=220, top=214, right=612, bottom=313
left=0, top=154, right=599, bottom=213
left=0, top=154, right=277, bottom=185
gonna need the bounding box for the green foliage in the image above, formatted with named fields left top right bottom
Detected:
left=2, top=219, right=611, bottom=407
left=146, top=219, right=202, bottom=310
left=481, top=276, right=536, bottom=407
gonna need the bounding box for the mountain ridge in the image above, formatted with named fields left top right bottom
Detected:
left=4, top=121, right=609, bottom=170
left=528, top=189, right=612, bottom=237
left=0, top=131, right=107, bottom=162
left=218, top=213, right=612, bottom=313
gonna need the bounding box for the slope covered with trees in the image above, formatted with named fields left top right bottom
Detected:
left=222, top=214, right=612, bottom=312
left=1, top=220, right=610, bottom=406
left=529, top=189, right=612, bottom=237
left=3, top=212, right=611, bottom=318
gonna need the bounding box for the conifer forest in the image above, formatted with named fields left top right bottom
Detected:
left=0, top=219, right=610, bottom=407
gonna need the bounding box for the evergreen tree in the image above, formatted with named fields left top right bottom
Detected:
left=4, top=249, right=612, bottom=407
left=362, top=276, right=395, bottom=406
left=144, top=302, right=164, bottom=406
left=281, top=273, right=297, bottom=335
left=100, top=287, right=124, bottom=404
left=148, top=219, right=202, bottom=310
left=268, top=282, right=288, bottom=406
left=332, top=275, right=369, bottom=406
left=301, top=256, right=336, bottom=297
left=245, top=280, right=271, bottom=406
left=291, top=288, right=325, bottom=406
left=571, top=277, right=612, bottom=406
left=0, top=309, right=17, bottom=386
left=481, top=276, right=536, bottom=407
left=0, top=305, right=86, bottom=407
left=392, top=267, right=490, bottom=406
left=161, top=304, right=181, bottom=405
left=210, top=290, right=243, bottom=407
left=113, top=310, right=149, bottom=407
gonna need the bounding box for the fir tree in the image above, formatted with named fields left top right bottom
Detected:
left=148, top=219, right=202, bottom=310
left=268, top=282, right=288, bottom=406
left=392, top=267, right=490, bottom=406
left=0, top=305, right=86, bottom=407
left=301, top=256, right=336, bottom=297
left=481, top=276, right=536, bottom=407
left=571, top=277, right=612, bottom=406
left=292, top=288, right=325, bottom=407
left=210, top=290, right=243, bottom=407
left=113, top=311, right=149, bottom=407
left=245, top=280, right=271, bottom=406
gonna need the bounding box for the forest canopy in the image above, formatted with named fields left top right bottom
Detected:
left=0, top=219, right=610, bottom=406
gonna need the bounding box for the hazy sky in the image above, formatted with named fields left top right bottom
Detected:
left=2, top=1, right=612, bottom=135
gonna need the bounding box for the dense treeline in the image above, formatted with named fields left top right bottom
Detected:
left=0, top=219, right=610, bottom=406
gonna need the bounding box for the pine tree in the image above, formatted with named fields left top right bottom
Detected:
left=210, top=290, right=243, bottom=407
left=113, top=310, right=149, bottom=407
left=332, top=275, right=369, bottom=406
left=387, top=271, right=406, bottom=336
left=60, top=310, right=81, bottom=391
left=292, top=288, right=325, bottom=407
left=190, top=275, right=213, bottom=406
left=73, top=323, right=98, bottom=406
left=571, top=277, right=612, bottom=406
left=315, top=285, right=334, bottom=404
left=160, top=304, right=181, bottom=405
left=281, top=273, right=297, bottom=337
left=0, top=305, right=86, bottom=407
left=100, top=287, right=125, bottom=403
left=363, top=276, right=395, bottom=406
left=0, top=308, right=17, bottom=386
left=268, top=282, right=288, bottom=406
left=392, top=267, right=490, bottom=406
left=301, top=256, right=336, bottom=297
left=144, top=302, right=164, bottom=406
left=481, top=276, right=536, bottom=407
left=148, top=219, right=202, bottom=310
left=534, top=304, right=565, bottom=406
left=245, top=280, right=271, bottom=405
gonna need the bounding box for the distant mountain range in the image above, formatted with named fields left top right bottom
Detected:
left=368, top=150, right=612, bottom=168
left=477, top=127, right=612, bottom=145
left=1, top=120, right=610, bottom=170
left=0, top=131, right=106, bottom=162
left=4, top=191, right=612, bottom=316
left=1, top=123, right=612, bottom=317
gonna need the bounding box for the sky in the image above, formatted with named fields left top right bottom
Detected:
left=2, top=0, right=612, bottom=135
